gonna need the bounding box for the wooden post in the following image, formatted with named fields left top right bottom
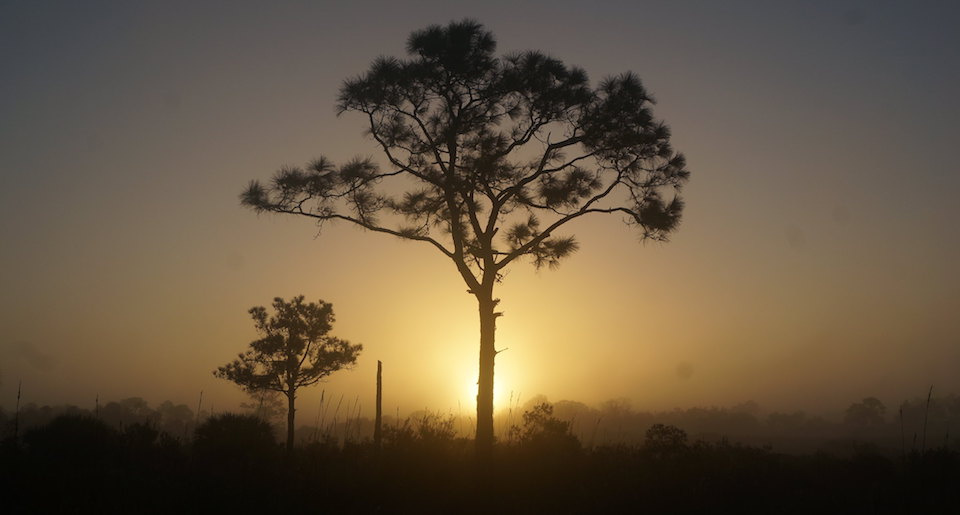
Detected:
left=196, top=390, right=203, bottom=430
left=374, top=360, right=382, bottom=449
left=14, top=379, right=22, bottom=439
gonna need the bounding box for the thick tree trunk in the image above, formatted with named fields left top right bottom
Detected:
left=286, top=390, right=296, bottom=453
left=475, top=294, right=497, bottom=456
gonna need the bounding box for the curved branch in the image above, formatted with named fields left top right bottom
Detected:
left=496, top=204, right=635, bottom=271
left=273, top=206, right=456, bottom=259
left=495, top=135, right=584, bottom=206
left=366, top=113, right=441, bottom=186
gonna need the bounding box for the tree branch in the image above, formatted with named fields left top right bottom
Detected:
left=495, top=135, right=584, bottom=206
left=496, top=204, right=634, bottom=271
left=279, top=207, right=456, bottom=259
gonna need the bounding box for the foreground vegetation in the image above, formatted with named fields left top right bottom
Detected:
left=2, top=404, right=958, bottom=513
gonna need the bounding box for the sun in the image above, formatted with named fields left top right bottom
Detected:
left=462, top=371, right=511, bottom=412
left=447, top=334, right=525, bottom=414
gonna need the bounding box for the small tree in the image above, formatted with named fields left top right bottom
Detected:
left=844, top=397, right=886, bottom=426
left=242, top=20, right=689, bottom=454
left=644, top=423, right=688, bottom=458
left=215, top=295, right=362, bottom=451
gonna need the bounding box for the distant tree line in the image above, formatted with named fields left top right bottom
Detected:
left=536, top=394, right=960, bottom=455
left=3, top=393, right=958, bottom=455
left=0, top=397, right=197, bottom=440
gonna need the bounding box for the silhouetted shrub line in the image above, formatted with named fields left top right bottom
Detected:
left=2, top=405, right=958, bottom=513
left=6, top=393, right=958, bottom=456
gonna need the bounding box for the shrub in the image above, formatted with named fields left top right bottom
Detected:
left=510, top=402, right=580, bottom=452
left=383, top=412, right=457, bottom=450
left=193, top=413, right=277, bottom=465
left=24, top=414, right=119, bottom=467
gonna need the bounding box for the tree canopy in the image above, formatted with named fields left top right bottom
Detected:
left=241, top=20, right=689, bottom=453
left=215, top=295, right=361, bottom=450
left=242, top=20, right=688, bottom=278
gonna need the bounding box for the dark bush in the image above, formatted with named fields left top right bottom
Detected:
left=24, top=414, right=119, bottom=467
left=510, top=402, right=581, bottom=453
left=193, top=413, right=278, bottom=465
left=644, top=423, right=688, bottom=457
left=383, top=411, right=458, bottom=451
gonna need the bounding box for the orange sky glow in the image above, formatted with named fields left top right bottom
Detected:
left=2, top=1, right=958, bottom=428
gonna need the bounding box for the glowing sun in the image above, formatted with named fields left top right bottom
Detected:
left=462, top=372, right=512, bottom=412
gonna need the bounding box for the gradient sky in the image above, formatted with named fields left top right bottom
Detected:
left=2, top=0, right=958, bottom=420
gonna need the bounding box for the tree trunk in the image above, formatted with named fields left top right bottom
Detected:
left=286, top=390, right=296, bottom=453
left=475, top=294, right=497, bottom=456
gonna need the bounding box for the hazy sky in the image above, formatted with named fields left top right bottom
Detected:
left=2, top=0, right=958, bottom=420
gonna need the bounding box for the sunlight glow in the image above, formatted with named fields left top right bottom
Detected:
left=462, top=371, right=509, bottom=412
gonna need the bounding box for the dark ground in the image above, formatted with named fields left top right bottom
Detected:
left=2, top=412, right=958, bottom=514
